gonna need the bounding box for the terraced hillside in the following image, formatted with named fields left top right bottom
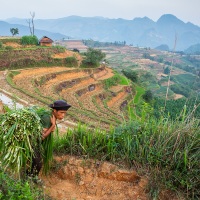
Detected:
left=9, top=66, right=132, bottom=129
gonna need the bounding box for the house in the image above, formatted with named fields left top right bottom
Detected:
left=39, top=36, right=53, bottom=47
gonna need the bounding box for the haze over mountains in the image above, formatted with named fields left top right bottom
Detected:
left=1, top=14, right=200, bottom=51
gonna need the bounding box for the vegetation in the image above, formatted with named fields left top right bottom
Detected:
left=53, top=109, right=200, bottom=199
left=65, top=56, right=78, bottom=67
left=122, top=69, right=138, bottom=82
left=0, top=107, right=54, bottom=176
left=0, top=167, right=44, bottom=199
left=142, top=89, right=153, bottom=102
left=10, top=28, right=19, bottom=37
left=81, top=48, right=106, bottom=67
left=21, top=35, right=38, bottom=45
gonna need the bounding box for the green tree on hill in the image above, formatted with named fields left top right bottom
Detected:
left=122, top=69, right=138, bottom=82
left=164, top=66, right=171, bottom=74
left=10, top=28, right=19, bottom=36
left=142, top=90, right=153, bottom=102
left=81, top=48, right=106, bottom=67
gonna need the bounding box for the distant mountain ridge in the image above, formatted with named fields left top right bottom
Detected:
left=0, top=20, right=67, bottom=40
left=3, top=14, right=200, bottom=50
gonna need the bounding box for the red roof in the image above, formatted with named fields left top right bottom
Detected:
left=39, top=36, right=53, bottom=43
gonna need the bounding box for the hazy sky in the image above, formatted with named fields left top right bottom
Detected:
left=1, top=0, right=200, bottom=26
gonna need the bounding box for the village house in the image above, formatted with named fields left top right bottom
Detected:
left=39, top=36, right=53, bottom=47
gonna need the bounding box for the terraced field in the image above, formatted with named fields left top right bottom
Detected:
left=10, top=66, right=132, bottom=129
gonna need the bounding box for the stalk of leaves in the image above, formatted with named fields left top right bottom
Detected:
left=0, top=107, right=55, bottom=176
left=0, top=108, right=42, bottom=175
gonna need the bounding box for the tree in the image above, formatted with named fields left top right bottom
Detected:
left=10, top=28, right=19, bottom=36
left=81, top=48, right=106, bottom=67
left=26, top=12, right=35, bottom=36
left=122, top=69, right=138, bottom=82
left=142, top=90, right=153, bottom=102
left=164, top=66, right=170, bottom=74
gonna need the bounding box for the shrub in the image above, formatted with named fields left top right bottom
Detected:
left=0, top=167, right=44, bottom=199
left=5, top=46, right=13, bottom=51
left=65, top=56, right=78, bottom=67
left=81, top=48, right=106, bottom=68
left=21, top=35, right=38, bottom=45
left=53, top=45, right=66, bottom=53
left=0, top=42, right=3, bottom=49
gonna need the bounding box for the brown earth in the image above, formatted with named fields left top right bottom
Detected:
left=173, top=94, right=184, bottom=100
left=107, top=91, right=127, bottom=108
left=41, top=155, right=148, bottom=200
left=52, top=51, right=83, bottom=65
left=4, top=42, right=22, bottom=48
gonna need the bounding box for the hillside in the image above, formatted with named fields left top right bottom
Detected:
left=1, top=40, right=200, bottom=128
left=5, top=14, right=200, bottom=50
left=0, top=40, right=199, bottom=200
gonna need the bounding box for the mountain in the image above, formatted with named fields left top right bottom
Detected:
left=184, top=43, right=200, bottom=54
left=0, top=20, right=67, bottom=40
left=4, top=14, right=200, bottom=50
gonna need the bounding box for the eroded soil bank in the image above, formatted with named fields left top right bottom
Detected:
left=41, top=155, right=148, bottom=200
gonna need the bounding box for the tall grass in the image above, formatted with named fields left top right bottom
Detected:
left=53, top=108, right=200, bottom=199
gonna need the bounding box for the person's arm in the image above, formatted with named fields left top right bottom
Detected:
left=42, top=115, right=56, bottom=140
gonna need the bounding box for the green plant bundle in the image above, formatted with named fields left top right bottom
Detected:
left=0, top=106, right=55, bottom=176
left=0, top=108, right=43, bottom=174
left=42, top=131, right=53, bottom=175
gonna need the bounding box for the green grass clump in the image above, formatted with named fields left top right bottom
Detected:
left=53, top=107, right=200, bottom=199
left=0, top=167, right=45, bottom=200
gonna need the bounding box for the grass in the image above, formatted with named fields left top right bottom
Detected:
left=53, top=109, right=200, bottom=199
left=134, top=86, right=145, bottom=104
left=119, top=75, right=130, bottom=85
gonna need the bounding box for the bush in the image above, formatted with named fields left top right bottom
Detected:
left=122, top=69, right=138, bottom=82
left=21, top=35, right=38, bottom=45
left=81, top=48, right=106, bottom=68
left=5, top=46, right=13, bottom=51
left=53, top=45, right=66, bottom=53
left=0, top=167, right=44, bottom=199
left=0, top=42, right=3, bottom=49
left=65, top=56, right=78, bottom=67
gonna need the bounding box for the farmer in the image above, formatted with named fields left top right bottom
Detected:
left=27, top=100, right=71, bottom=182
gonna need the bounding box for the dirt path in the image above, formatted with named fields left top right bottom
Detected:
left=41, top=155, right=148, bottom=200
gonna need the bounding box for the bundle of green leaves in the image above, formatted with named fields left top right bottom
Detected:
left=0, top=107, right=43, bottom=175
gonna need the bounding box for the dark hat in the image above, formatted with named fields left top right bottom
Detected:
left=49, top=100, right=71, bottom=111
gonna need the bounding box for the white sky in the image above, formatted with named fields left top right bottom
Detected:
left=0, top=0, right=200, bottom=26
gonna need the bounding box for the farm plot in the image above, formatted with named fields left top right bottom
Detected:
left=9, top=66, right=130, bottom=129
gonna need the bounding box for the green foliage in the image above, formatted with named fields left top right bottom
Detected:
left=170, top=84, right=191, bottom=97
left=122, top=69, right=138, bottom=82
left=0, top=108, right=43, bottom=174
left=142, top=52, right=154, bottom=60
left=0, top=42, right=3, bottom=49
left=81, top=48, right=106, bottom=67
left=10, top=28, right=19, bottom=36
left=0, top=168, right=44, bottom=199
left=164, top=66, right=170, bottom=74
left=52, top=45, right=66, bottom=53
left=53, top=111, right=200, bottom=199
left=142, top=89, right=153, bottom=102
left=21, top=35, right=38, bottom=45
left=154, top=97, right=200, bottom=119
left=65, top=56, right=78, bottom=67
left=5, top=46, right=14, bottom=51
left=103, top=73, right=121, bottom=89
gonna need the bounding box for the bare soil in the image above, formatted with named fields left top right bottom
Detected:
left=41, top=155, right=148, bottom=200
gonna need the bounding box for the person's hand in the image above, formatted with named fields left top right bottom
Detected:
left=51, top=115, right=56, bottom=127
